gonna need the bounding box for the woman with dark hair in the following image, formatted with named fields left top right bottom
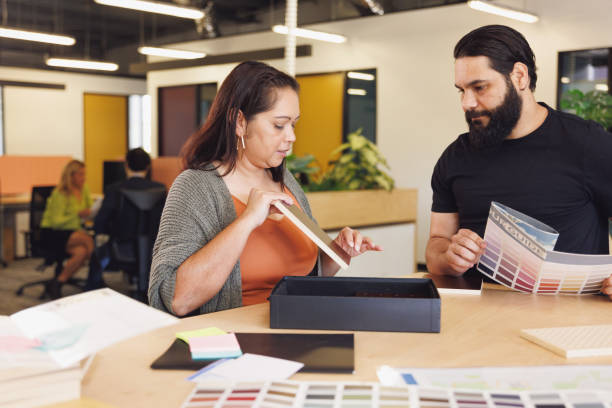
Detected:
left=149, top=61, right=381, bottom=316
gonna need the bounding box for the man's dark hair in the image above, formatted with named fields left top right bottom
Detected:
left=126, top=147, right=151, bottom=172
left=454, top=25, right=537, bottom=91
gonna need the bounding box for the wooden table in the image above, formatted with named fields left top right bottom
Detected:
left=77, top=288, right=612, bottom=407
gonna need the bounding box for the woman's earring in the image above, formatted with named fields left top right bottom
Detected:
left=241, top=136, right=246, bottom=150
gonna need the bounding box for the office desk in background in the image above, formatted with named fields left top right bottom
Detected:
left=65, top=288, right=612, bottom=408
left=0, top=194, right=30, bottom=262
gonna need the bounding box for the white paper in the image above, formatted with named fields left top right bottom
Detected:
left=192, top=353, right=303, bottom=382
left=378, top=365, right=612, bottom=391
left=10, top=288, right=177, bottom=367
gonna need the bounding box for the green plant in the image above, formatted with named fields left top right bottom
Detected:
left=314, top=128, right=395, bottom=191
left=285, top=153, right=319, bottom=187
left=560, top=89, right=612, bottom=130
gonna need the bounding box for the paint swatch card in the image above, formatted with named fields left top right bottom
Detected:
left=189, top=333, right=242, bottom=360
left=181, top=380, right=612, bottom=408
left=477, top=202, right=612, bottom=295
left=521, top=325, right=612, bottom=358
left=272, top=201, right=350, bottom=270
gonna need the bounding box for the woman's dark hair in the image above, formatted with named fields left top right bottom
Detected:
left=454, top=25, right=537, bottom=91
left=181, top=61, right=299, bottom=183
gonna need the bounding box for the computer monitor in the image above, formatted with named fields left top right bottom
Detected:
left=103, top=161, right=126, bottom=194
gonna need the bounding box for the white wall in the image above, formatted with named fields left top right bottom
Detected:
left=146, top=0, right=612, bottom=264
left=0, top=67, right=146, bottom=159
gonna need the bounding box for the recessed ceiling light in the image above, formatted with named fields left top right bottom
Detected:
left=272, top=25, right=346, bottom=44
left=138, top=46, right=206, bottom=60
left=46, top=58, right=119, bottom=71
left=467, top=0, right=539, bottom=23
left=0, top=26, right=75, bottom=46
left=94, top=0, right=204, bottom=20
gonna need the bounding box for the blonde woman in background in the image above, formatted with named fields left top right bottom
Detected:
left=41, top=160, right=94, bottom=298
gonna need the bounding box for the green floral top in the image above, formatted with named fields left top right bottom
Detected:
left=41, top=186, right=92, bottom=231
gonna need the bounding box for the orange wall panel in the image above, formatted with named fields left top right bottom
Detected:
left=84, top=94, right=127, bottom=194
left=293, top=73, right=344, bottom=173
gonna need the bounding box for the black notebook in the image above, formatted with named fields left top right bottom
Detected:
left=151, top=332, right=354, bottom=373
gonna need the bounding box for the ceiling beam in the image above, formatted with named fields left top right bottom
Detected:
left=129, top=44, right=312, bottom=74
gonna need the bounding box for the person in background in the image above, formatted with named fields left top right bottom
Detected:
left=425, top=25, right=612, bottom=300
left=148, top=61, right=382, bottom=317
left=92, top=148, right=166, bottom=289
left=94, top=147, right=165, bottom=237
left=41, top=159, right=94, bottom=298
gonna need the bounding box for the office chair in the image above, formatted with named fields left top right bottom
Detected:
left=106, top=186, right=166, bottom=302
left=15, top=186, right=86, bottom=299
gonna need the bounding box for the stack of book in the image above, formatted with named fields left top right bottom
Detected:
left=0, top=289, right=177, bottom=407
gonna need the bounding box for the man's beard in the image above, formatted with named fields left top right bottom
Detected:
left=465, top=79, right=522, bottom=149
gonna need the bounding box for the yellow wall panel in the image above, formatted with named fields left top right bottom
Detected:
left=84, top=94, right=127, bottom=194
left=294, top=73, right=344, bottom=173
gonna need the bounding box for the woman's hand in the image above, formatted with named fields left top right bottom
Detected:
left=240, top=188, right=293, bottom=230
left=602, top=275, right=612, bottom=301
left=333, top=227, right=383, bottom=257
left=78, top=208, right=91, bottom=219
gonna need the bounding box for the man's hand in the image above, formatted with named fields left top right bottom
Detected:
left=426, top=212, right=486, bottom=276
left=602, top=275, right=612, bottom=300
left=444, top=228, right=487, bottom=275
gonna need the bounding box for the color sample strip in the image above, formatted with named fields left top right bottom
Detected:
left=182, top=380, right=612, bottom=408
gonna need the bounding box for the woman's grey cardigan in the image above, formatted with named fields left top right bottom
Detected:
left=148, top=165, right=322, bottom=316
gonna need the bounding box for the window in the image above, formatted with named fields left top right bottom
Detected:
left=557, top=48, right=611, bottom=109
left=344, top=68, right=377, bottom=143
left=128, top=94, right=151, bottom=153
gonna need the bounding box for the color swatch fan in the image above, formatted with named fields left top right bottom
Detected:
left=521, top=324, right=612, bottom=358
left=476, top=202, right=612, bottom=295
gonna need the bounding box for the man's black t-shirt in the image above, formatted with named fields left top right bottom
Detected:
left=432, top=103, right=612, bottom=258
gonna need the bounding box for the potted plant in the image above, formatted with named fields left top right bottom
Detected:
left=560, top=89, right=612, bottom=131
left=286, top=129, right=415, bottom=231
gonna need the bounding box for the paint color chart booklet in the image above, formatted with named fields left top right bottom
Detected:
left=181, top=380, right=612, bottom=408
left=377, top=365, right=612, bottom=391
left=476, top=202, right=612, bottom=294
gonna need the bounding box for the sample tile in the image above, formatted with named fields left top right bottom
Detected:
left=521, top=325, right=612, bottom=358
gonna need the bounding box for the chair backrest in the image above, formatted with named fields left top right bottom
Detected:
left=30, top=185, right=55, bottom=258
left=114, top=186, right=166, bottom=241
left=111, top=186, right=166, bottom=298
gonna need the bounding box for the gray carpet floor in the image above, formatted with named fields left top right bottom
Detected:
left=0, top=258, right=133, bottom=315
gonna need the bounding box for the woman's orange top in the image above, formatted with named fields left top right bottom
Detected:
left=232, top=191, right=318, bottom=306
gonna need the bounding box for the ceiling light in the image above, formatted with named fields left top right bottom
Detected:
left=347, top=88, right=367, bottom=96
left=272, top=25, right=346, bottom=44
left=94, top=0, right=204, bottom=19
left=0, top=26, right=75, bottom=46
left=560, top=77, right=571, bottom=84
left=46, top=58, right=119, bottom=71
left=347, top=72, right=375, bottom=81
left=595, top=84, right=609, bottom=92
left=138, top=46, right=206, bottom=60
left=467, top=1, right=539, bottom=23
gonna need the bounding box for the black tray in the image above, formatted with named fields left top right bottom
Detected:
left=269, top=276, right=440, bottom=333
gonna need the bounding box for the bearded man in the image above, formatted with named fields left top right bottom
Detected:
left=425, top=25, right=612, bottom=299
